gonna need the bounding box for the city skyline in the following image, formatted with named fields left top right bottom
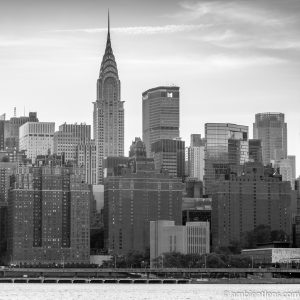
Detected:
left=1, top=0, right=300, bottom=175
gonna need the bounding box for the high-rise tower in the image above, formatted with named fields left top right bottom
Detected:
left=142, top=86, right=180, bottom=157
left=93, top=12, right=124, bottom=183
left=253, top=113, right=287, bottom=166
left=204, top=123, right=249, bottom=195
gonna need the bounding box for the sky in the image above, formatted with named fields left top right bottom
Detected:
left=0, top=0, right=300, bottom=175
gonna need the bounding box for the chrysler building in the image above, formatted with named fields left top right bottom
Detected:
left=93, top=13, right=124, bottom=183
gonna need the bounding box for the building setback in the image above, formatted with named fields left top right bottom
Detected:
left=142, top=86, right=180, bottom=157
left=211, top=163, right=292, bottom=250
left=7, top=164, right=90, bottom=265
left=93, top=14, right=124, bottom=184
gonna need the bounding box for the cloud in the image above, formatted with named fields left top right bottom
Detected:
left=50, top=24, right=208, bottom=35
left=120, top=54, right=285, bottom=70
left=175, top=0, right=300, bottom=58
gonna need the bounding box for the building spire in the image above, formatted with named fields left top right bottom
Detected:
left=107, top=9, right=110, bottom=41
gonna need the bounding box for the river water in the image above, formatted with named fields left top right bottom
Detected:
left=0, top=284, right=300, bottom=300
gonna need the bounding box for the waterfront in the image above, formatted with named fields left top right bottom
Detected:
left=0, top=284, right=300, bottom=300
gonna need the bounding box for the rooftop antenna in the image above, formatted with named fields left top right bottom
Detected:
left=14, top=107, right=16, bottom=117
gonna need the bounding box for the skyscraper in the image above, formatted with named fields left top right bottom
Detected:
left=253, top=112, right=287, bottom=165
left=204, top=123, right=249, bottom=195
left=93, top=13, right=124, bottom=184
left=142, top=86, right=180, bottom=157
left=188, top=134, right=205, bottom=181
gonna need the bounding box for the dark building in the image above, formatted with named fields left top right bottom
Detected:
left=0, top=149, right=28, bottom=164
left=0, top=162, right=17, bottom=205
left=151, top=139, right=185, bottom=179
left=103, top=156, right=129, bottom=178
left=142, top=86, right=180, bottom=157
left=104, top=139, right=183, bottom=255
left=7, top=163, right=90, bottom=265
left=0, top=161, right=17, bottom=262
left=4, top=112, right=38, bottom=150
left=93, top=13, right=124, bottom=184
left=182, top=198, right=212, bottom=226
left=211, top=163, right=292, bottom=250
left=249, top=139, right=263, bottom=163
left=0, top=118, right=5, bottom=151
left=185, top=178, right=203, bottom=198
left=0, top=206, right=7, bottom=262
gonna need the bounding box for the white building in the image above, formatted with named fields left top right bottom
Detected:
left=19, top=122, right=55, bottom=163
left=242, top=248, right=300, bottom=264
left=150, top=220, right=210, bottom=267
left=273, top=155, right=296, bottom=189
left=188, top=134, right=205, bottom=181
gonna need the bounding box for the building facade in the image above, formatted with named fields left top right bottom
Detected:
left=142, top=86, right=180, bottom=157
left=188, top=134, right=205, bottom=181
left=76, top=141, right=97, bottom=185
left=253, top=112, right=287, bottom=165
left=276, top=156, right=296, bottom=190
left=211, top=163, right=292, bottom=249
left=204, top=123, right=249, bottom=195
left=249, top=139, right=263, bottom=163
left=93, top=14, right=124, bottom=184
left=7, top=164, right=90, bottom=265
left=151, top=139, right=185, bottom=179
left=53, top=132, right=80, bottom=162
left=58, top=123, right=91, bottom=142
left=53, top=123, right=91, bottom=163
left=19, top=122, right=55, bottom=163
left=150, top=220, right=210, bottom=267
left=104, top=140, right=183, bottom=255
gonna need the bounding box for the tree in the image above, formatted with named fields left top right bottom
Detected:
left=242, top=224, right=272, bottom=249
left=1, top=156, right=9, bottom=162
left=271, top=230, right=288, bottom=242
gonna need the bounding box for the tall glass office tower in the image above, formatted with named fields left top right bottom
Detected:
left=142, top=86, right=180, bottom=157
left=253, top=113, right=287, bottom=166
left=204, top=123, right=249, bottom=195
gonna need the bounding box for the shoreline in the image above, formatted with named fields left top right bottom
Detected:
left=0, top=277, right=300, bottom=284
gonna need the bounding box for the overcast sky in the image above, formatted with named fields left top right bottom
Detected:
left=1, top=0, right=300, bottom=175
